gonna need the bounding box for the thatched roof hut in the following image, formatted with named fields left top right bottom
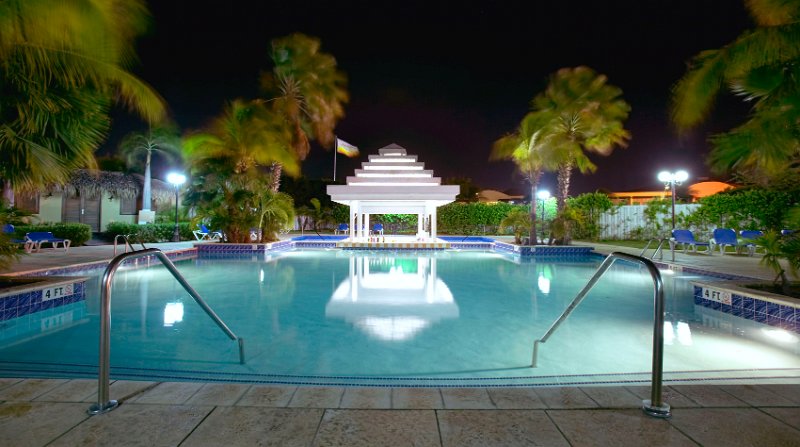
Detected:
left=47, top=170, right=175, bottom=203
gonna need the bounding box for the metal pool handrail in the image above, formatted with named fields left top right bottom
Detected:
left=531, top=252, right=671, bottom=418
left=112, top=234, right=145, bottom=255
left=88, top=248, right=245, bottom=415
left=640, top=238, right=668, bottom=261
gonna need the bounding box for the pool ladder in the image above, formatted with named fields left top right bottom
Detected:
left=88, top=248, right=245, bottom=415
left=531, top=252, right=671, bottom=418
left=640, top=238, right=672, bottom=261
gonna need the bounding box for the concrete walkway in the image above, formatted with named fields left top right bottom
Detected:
left=1, top=239, right=799, bottom=446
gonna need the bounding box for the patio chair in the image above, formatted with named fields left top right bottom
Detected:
left=372, top=223, right=384, bottom=235
left=193, top=224, right=222, bottom=241
left=25, top=231, right=71, bottom=253
left=3, top=224, right=32, bottom=252
left=669, top=229, right=711, bottom=255
left=710, top=228, right=740, bottom=255
left=739, top=230, right=764, bottom=256
left=335, top=223, right=349, bottom=235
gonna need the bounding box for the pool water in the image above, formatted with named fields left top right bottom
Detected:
left=1, top=249, right=799, bottom=386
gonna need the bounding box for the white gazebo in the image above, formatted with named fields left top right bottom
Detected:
left=327, top=144, right=459, bottom=244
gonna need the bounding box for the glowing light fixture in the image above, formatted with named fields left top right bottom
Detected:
left=657, top=170, right=688, bottom=229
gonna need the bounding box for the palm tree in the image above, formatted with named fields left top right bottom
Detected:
left=671, top=0, right=800, bottom=181
left=0, top=0, right=166, bottom=205
left=118, top=126, right=182, bottom=216
left=532, top=67, right=631, bottom=213
left=260, top=33, right=349, bottom=190
left=492, top=111, right=558, bottom=243
left=183, top=100, right=299, bottom=242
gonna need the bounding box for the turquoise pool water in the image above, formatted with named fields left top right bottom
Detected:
left=1, top=249, right=799, bottom=386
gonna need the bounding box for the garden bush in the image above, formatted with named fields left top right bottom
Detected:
left=105, top=222, right=194, bottom=242
left=13, top=223, right=92, bottom=246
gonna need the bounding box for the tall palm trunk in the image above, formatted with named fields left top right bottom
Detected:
left=270, top=162, right=282, bottom=192
left=142, top=150, right=152, bottom=210
left=528, top=170, right=543, bottom=244
left=2, top=180, right=14, bottom=207
left=557, top=162, right=572, bottom=212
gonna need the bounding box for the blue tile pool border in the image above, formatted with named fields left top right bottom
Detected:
left=0, top=276, right=87, bottom=322
left=692, top=281, right=800, bottom=334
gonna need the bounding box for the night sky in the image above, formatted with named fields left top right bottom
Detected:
left=114, top=0, right=754, bottom=197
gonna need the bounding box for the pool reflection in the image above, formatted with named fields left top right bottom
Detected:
left=325, top=254, right=459, bottom=341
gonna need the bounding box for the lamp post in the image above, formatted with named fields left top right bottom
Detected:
left=657, top=170, right=688, bottom=230
left=536, top=190, right=550, bottom=244
left=166, top=172, right=186, bottom=242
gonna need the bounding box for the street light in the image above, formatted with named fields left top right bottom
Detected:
left=657, top=170, right=688, bottom=230
left=166, top=172, right=186, bottom=242
left=536, top=190, right=550, bottom=244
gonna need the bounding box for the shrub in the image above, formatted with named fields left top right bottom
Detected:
left=105, top=222, right=193, bottom=242
left=14, top=223, right=92, bottom=246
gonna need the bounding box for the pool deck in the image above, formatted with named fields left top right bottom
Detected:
left=1, top=238, right=799, bottom=446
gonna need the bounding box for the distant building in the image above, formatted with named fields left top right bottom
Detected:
left=477, top=189, right=524, bottom=204
left=13, top=170, right=174, bottom=232
left=607, top=181, right=735, bottom=205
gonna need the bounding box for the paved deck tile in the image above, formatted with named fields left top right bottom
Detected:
left=441, top=388, right=495, bottom=409
left=761, top=407, right=800, bottom=431
left=131, top=381, right=204, bottom=405
left=670, top=385, right=748, bottom=407
left=719, top=384, right=798, bottom=407
left=340, top=387, right=392, bottom=409
left=0, top=402, right=88, bottom=446
left=289, top=387, right=343, bottom=408
left=83, top=380, right=158, bottom=404
left=669, top=408, right=800, bottom=447
left=182, top=407, right=322, bottom=447
left=313, top=409, right=439, bottom=447
left=34, top=379, right=96, bottom=403
left=580, top=386, right=641, bottom=408
left=392, top=387, right=443, bottom=409
left=439, top=409, right=569, bottom=446
left=236, top=385, right=296, bottom=407
left=50, top=403, right=212, bottom=447
left=0, top=379, right=67, bottom=401
left=548, top=408, right=697, bottom=446
left=487, top=388, right=548, bottom=409
left=184, top=383, right=249, bottom=406
left=534, top=387, right=598, bottom=409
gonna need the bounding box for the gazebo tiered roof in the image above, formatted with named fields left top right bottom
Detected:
left=327, top=143, right=459, bottom=242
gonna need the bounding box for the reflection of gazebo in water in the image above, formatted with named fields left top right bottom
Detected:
left=325, top=254, right=459, bottom=341
left=327, top=144, right=460, bottom=248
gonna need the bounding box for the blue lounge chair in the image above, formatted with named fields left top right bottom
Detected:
left=372, top=223, right=384, bottom=235
left=711, top=228, right=740, bottom=255
left=193, top=224, right=222, bottom=241
left=3, top=224, right=32, bottom=252
left=25, top=231, right=71, bottom=253
left=739, top=230, right=764, bottom=256
left=335, top=223, right=349, bottom=235
left=670, top=229, right=711, bottom=255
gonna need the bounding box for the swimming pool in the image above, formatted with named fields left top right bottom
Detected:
left=1, top=249, right=799, bottom=387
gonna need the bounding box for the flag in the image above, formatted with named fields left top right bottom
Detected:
left=336, top=138, right=359, bottom=158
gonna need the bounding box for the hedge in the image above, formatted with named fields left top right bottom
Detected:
left=105, top=222, right=194, bottom=243
left=13, top=223, right=92, bottom=246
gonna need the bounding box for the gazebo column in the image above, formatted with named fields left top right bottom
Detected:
left=431, top=208, right=437, bottom=240
left=350, top=201, right=358, bottom=240
left=417, top=213, right=424, bottom=237
left=359, top=212, right=366, bottom=239
left=365, top=213, right=370, bottom=238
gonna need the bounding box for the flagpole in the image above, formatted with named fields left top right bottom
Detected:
left=333, top=136, right=338, bottom=182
